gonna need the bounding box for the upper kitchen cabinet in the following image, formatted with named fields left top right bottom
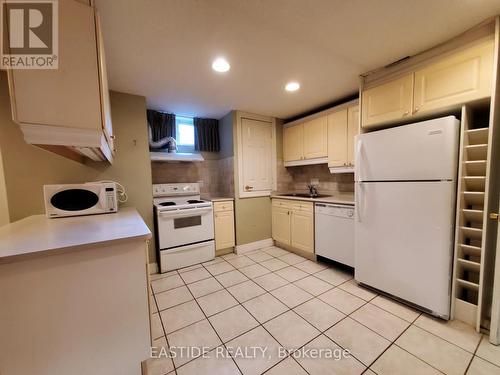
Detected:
left=361, top=74, right=414, bottom=130
left=413, top=39, right=494, bottom=114
left=7, top=0, right=114, bottom=163
left=327, top=101, right=359, bottom=172
left=283, top=115, right=328, bottom=166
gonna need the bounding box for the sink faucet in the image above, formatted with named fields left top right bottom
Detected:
left=307, top=184, right=318, bottom=197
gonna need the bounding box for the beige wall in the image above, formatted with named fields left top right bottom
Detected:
left=0, top=145, right=9, bottom=226
left=0, top=72, right=156, bottom=262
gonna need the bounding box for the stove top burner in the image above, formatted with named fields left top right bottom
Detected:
left=187, top=199, right=204, bottom=204
left=159, top=202, right=176, bottom=206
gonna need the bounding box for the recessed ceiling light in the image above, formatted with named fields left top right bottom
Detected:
left=285, top=81, right=300, bottom=92
left=212, top=57, right=230, bottom=73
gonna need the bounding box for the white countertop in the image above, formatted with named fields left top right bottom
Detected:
left=0, top=208, right=151, bottom=264
left=272, top=193, right=355, bottom=205
left=202, top=196, right=234, bottom=202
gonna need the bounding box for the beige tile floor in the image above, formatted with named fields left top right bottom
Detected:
left=145, top=246, right=500, bottom=375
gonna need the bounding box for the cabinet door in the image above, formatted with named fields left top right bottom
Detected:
left=361, top=74, right=414, bottom=129
left=214, top=211, right=235, bottom=250
left=347, top=105, right=360, bottom=166
left=9, top=0, right=102, bottom=130
left=283, top=124, right=303, bottom=162
left=272, top=206, right=291, bottom=244
left=303, top=116, right=328, bottom=159
left=290, top=210, right=314, bottom=253
left=327, top=109, right=348, bottom=167
left=414, top=40, right=494, bottom=114
left=241, top=118, right=273, bottom=192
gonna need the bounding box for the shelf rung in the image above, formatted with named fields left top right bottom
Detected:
left=463, top=191, right=485, bottom=206
left=460, top=244, right=482, bottom=257
left=465, top=144, right=488, bottom=161
left=461, top=226, right=483, bottom=240
left=466, top=128, right=489, bottom=144
left=462, top=209, right=484, bottom=223
left=457, top=258, right=481, bottom=272
left=464, top=160, right=487, bottom=176
left=457, top=278, right=480, bottom=291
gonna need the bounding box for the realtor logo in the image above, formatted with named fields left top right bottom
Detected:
left=1, top=0, right=58, bottom=69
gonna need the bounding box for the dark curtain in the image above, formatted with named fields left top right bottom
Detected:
left=147, top=109, right=176, bottom=145
left=194, top=117, right=220, bottom=152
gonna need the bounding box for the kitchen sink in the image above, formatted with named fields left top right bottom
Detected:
left=280, top=193, right=332, bottom=198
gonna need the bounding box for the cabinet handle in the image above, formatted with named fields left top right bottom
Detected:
left=245, top=185, right=254, bottom=191
left=403, top=110, right=409, bottom=116
left=413, top=107, right=420, bottom=113
left=490, top=212, right=499, bottom=221
left=110, top=135, right=116, bottom=140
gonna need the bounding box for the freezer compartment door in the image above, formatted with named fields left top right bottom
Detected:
left=355, top=116, right=459, bottom=182
left=355, top=181, right=456, bottom=317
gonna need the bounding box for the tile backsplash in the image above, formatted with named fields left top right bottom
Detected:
left=151, top=156, right=234, bottom=197
left=277, top=161, right=354, bottom=194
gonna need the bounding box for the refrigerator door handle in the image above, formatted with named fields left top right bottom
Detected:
left=355, top=138, right=363, bottom=181
left=356, top=183, right=363, bottom=223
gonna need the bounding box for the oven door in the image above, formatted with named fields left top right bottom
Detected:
left=157, top=206, right=214, bottom=249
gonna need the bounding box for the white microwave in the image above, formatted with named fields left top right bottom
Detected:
left=44, top=182, right=118, bottom=218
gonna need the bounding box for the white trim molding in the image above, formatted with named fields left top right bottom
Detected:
left=148, top=262, right=159, bottom=275
left=235, top=238, right=274, bottom=255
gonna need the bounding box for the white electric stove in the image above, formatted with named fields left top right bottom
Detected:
left=153, top=183, right=215, bottom=272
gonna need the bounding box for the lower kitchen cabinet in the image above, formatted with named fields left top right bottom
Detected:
left=214, top=201, right=235, bottom=251
left=271, top=199, right=314, bottom=253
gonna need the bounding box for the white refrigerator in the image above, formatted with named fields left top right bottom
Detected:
left=355, top=116, right=460, bottom=319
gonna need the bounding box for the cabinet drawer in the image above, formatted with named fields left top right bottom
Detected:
left=214, top=201, right=234, bottom=212
left=272, top=199, right=293, bottom=209
left=291, top=202, right=314, bottom=213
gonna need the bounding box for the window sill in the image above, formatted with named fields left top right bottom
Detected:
left=150, top=152, right=204, bottom=162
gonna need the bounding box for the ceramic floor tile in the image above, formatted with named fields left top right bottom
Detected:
left=151, top=274, right=185, bottom=293
left=264, top=310, right=320, bottom=350
left=151, top=312, right=164, bottom=339
left=294, top=335, right=366, bottom=375
left=226, top=326, right=282, bottom=375
left=222, top=252, right=238, bottom=260
left=240, top=263, right=271, bottom=278
left=293, top=275, right=333, bottom=296
left=202, top=257, right=225, bottom=266
left=178, top=263, right=203, bottom=273
left=167, top=319, right=222, bottom=367
left=265, top=357, right=307, bottom=375
left=226, top=256, right=256, bottom=269
left=350, top=303, right=410, bottom=341
left=325, top=317, right=391, bottom=366
left=396, top=325, right=473, bottom=375
left=242, top=293, right=289, bottom=323
left=467, top=356, right=500, bottom=375
left=209, top=305, right=259, bottom=342
left=414, top=314, right=482, bottom=353
left=263, top=247, right=290, bottom=257
left=180, top=267, right=212, bottom=284
left=370, top=295, right=420, bottom=322
left=314, top=268, right=353, bottom=286
left=187, top=277, right=223, bottom=298
left=227, top=280, right=266, bottom=303
left=278, top=253, right=307, bottom=265
left=205, top=261, right=236, bottom=276
left=253, top=272, right=289, bottom=291
left=371, top=344, right=441, bottom=375
left=155, top=285, right=193, bottom=311
left=150, top=270, right=177, bottom=280
left=260, top=258, right=289, bottom=271
left=152, top=336, right=168, bottom=351
left=275, top=266, right=309, bottom=282
left=142, top=357, right=175, bottom=375
left=176, top=347, right=240, bottom=375
left=293, top=260, right=328, bottom=274
left=476, top=335, right=500, bottom=367
left=215, top=269, right=249, bottom=287
left=150, top=294, right=158, bottom=313
left=271, top=283, right=313, bottom=308
left=293, top=298, right=345, bottom=331
left=318, top=288, right=366, bottom=315
left=338, top=280, right=377, bottom=301
left=160, top=300, right=205, bottom=334
left=197, top=289, right=239, bottom=316
left=246, top=251, right=274, bottom=262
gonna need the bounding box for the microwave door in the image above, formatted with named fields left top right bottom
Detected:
left=50, top=188, right=100, bottom=212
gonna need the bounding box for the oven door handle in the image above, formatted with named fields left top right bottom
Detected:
left=158, top=207, right=212, bottom=219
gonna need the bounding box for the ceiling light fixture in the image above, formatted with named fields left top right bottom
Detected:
left=285, top=81, right=300, bottom=92
left=212, top=57, right=230, bottom=73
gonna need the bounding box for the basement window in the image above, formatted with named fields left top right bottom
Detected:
left=175, top=116, right=195, bottom=152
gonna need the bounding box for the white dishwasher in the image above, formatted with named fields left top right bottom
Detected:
left=315, top=203, right=355, bottom=267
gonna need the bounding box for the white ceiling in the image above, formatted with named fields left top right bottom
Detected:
left=95, top=0, right=500, bottom=120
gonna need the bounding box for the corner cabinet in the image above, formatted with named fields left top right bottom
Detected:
left=6, top=0, right=114, bottom=163
left=283, top=116, right=328, bottom=166
left=327, top=102, right=359, bottom=172
left=271, top=199, right=314, bottom=254
left=214, top=201, right=235, bottom=252
left=361, top=39, right=494, bottom=130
